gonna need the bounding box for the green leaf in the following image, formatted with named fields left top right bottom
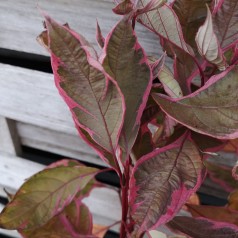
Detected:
left=153, top=66, right=238, bottom=139
left=0, top=166, right=98, bottom=230
left=103, top=19, right=152, bottom=160
left=19, top=201, right=94, bottom=238
left=129, top=137, right=204, bottom=235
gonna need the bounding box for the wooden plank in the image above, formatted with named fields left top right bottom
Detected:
left=17, top=122, right=104, bottom=166
left=0, top=0, right=160, bottom=57
left=0, top=117, right=22, bottom=156
left=0, top=153, right=45, bottom=190
left=0, top=63, right=76, bottom=135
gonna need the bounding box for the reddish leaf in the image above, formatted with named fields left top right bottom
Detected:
left=19, top=201, right=94, bottom=238
left=103, top=19, right=152, bottom=160
left=172, top=0, right=210, bottom=53
left=132, top=124, right=154, bottom=160
left=158, top=64, right=183, bottom=98
left=168, top=216, right=238, bottom=238
left=129, top=136, right=204, bottom=236
left=44, top=16, right=125, bottom=167
left=212, top=0, right=224, bottom=14
left=213, top=0, right=238, bottom=51
left=0, top=166, right=98, bottom=230
left=191, top=132, right=225, bottom=152
left=187, top=204, right=238, bottom=226
left=96, top=20, right=105, bottom=48
left=112, top=0, right=134, bottom=15
left=137, top=3, right=190, bottom=54
left=153, top=66, right=238, bottom=139
left=137, top=1, right=201, bottom=94
left=136, top=0, right=166, bottom=15
left=205, top=161, right=238, bottom=192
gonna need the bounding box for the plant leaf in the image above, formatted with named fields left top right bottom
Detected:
left=129, top=137, right=204, bottom=235
left=137, top=2, right=190, bottom=53
left=212, top=0, right=224, bottom=14
left=137, top=1, right=201, bottom=95
left=172, top=0, right=211, bottom=53
left=96, top=20, right=105, bottom=48
left=112, top=0, right=134, bottom=15
left=159, top=64, right=183, bottom=98
left=102, top=19, right=152, bottom=160
left=153, top=66, right=238, bottom=139
left=213, top=0, right=238, bottom=51
left=132, top=124, right=154, bottom=160
left=168, top=216, right=238, bottom=238
left=187, top=204, right=238, bottom=226
left=195, top=5, right=227, bottom=71
left=191, top=132, right=225, bottom=152
left=19, top=201, right=94, bottom=238
left=136, top=0, right=166, bottom=15
left=44, top=16, right=125, bottom=166
left=0, top=166, right=98, bottom=230
left=205, top=161, right=238, bottom=192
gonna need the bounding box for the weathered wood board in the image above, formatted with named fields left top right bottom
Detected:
left=0, top=0, right=161, bottom=57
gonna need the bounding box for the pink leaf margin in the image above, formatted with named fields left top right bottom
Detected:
left=101, top=17, right=153, bottom=144
left=44, top=15, right=126, bottom=165
left=153, top=65, right=238, bottom=140
left=129, top=135, right=205, bottom=233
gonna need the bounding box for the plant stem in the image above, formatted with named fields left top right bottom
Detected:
left=120, top=159, right=130, bottom=238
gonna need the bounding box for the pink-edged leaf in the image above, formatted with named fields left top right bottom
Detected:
left=163, top=115, right=177, bottom=138
left=132, top=124, right=154, bottom=160
left=231, top=44, right=238, bottom=65
left=112, top=0, right=134, bottom=15
left=195, top=6, right=227, bottom=71
left=191, top=132, right=225, bottom=152
left=136, top=0, right=166, bottom=15
left=149, top=53, right=165, bottom=80
left=172, top=47, right=199, bottom=95
left=102, top=19, right=152, bottom=160
left=172, top=0, right=210, bottom=53
left=187, top=204, right=238, bottom=227
left=0, top=166, right=98, bottom=230
left=159, top=64, right=183, bottom=98
left=153, top=66, right=238, bottom=139
left=129, top=136, right=205, bottom=236
left=137, top=1, right=202, bottom=95
left=213, top=0, right=238, bottom=51
left=137, top=2, right=191, bottom=54
left=205, top=161, right=238, bottom=192
left=212, top=0, right=224, bottom=14
left=46, top=159, right=83, bottom=169
left=168, top=216, right=238, bottom=238
left=44, top=16, right=125, bottom=166
left=19, top=201, right=95, bottom=238
left=96, top=20, right=105, bottom=48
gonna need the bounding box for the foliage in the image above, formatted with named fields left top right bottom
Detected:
left=1, top=0, right=238, bottom=237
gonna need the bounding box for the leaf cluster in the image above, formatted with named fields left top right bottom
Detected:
left=1, top=0, right=238, bottom=237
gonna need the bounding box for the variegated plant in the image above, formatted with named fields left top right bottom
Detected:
left=1, top=0, right=238, bottom=237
